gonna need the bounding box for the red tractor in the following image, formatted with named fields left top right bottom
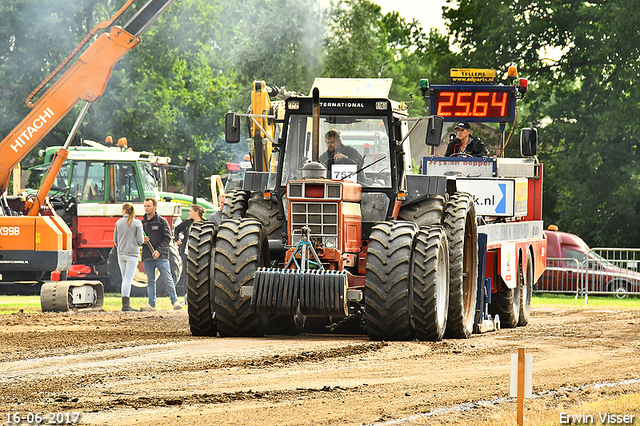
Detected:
left=185, top=78, right=481, bottom=341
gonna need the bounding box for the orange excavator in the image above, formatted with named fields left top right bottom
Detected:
left=0, top=0, right=176, bottom=310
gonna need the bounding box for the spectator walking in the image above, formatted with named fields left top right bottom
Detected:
left=114, top=203, right=144, bottom=311
left=174, top=204, right=205, bottom=293
left=140, top=197, right=182, bottom=311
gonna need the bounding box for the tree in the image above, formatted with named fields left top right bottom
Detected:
left=0, top=0, right=116, bottom=161
left=445, top=0, right=640, bottom=247
left=323, top=0, right=392, bottom=79
left=231, top=0, right=325, bottom=94
left=323, top=0, right=460, bottom=116
left=86, top=0, right=240, bottom=194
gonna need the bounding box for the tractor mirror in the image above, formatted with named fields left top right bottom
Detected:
left=225, top=112, right=241, bottom=144
left=425, top=116, right=444, bottom=147
left=520, top=127, right=538, bottom=157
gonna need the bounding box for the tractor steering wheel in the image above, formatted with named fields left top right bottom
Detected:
left=451, top=152, right=474, bottom=158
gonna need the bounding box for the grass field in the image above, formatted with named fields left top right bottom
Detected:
left=0, top=293, right=179, bottom=314
left=0, top=292, right=638, bottom=315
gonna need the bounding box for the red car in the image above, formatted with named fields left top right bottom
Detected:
left=538, top=230, right=640, bottom=297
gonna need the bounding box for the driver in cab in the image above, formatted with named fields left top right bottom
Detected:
left=320, top=129, right=364, bottom=170
left=444, top=121, right=489, bottom=157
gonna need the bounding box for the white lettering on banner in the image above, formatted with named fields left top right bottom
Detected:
left=11, top=107, right=55, bottom=153
left=478, top=221, right=543, bottom=245
left=0, top=226, right=20, bottom=236
left=320, top=102, right=365, bottom=108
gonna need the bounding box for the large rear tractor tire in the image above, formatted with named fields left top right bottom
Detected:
left=413, top=226, right=450, bottom=341
left=365, top=221, right=417, bottom=341
left=443, top=192, right=478, bottom=339
left=398, top=195, right=445, bottom=228
left=186, top=221, right=217, bottom=336
left=246, top=194, right=285, bottom=263
left=222, top=189, right=248, bottom=220
left=490, top=260, right=522, bottom=329
left=518, top=249, right=534, bottom=326
left=213, top=219, right=268, bottom=337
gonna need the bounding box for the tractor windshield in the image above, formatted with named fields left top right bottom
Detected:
left=281, top=114, right=392, bottom=188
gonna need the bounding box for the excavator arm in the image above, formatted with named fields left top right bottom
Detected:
left=0, top=0, right=176, bottom=311
left=0, top=0, right=175, bottom=199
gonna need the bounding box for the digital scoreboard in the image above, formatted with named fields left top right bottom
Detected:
left=429, top=85, right=517, bottom=123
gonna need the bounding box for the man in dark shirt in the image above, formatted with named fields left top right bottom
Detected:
left=319, top=129, right=364, bottom=171
left=444, top=121, right=489, bottom=157
left=140, top=197, right=182, bottom=311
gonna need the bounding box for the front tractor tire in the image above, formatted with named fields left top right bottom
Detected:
left=213, top=219, right=268, bottom=337
left=186, top=221, right=218, bottom=336
left=106, top=247, right=122, bottom=293
left=365, top=221, right=417, bottom=341
left=246, top=193, right=286, bottom=263
left=413, top=226, right=450, bottom=341
left=443, top=192, right=478, bottom=339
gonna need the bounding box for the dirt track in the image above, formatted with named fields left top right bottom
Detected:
left=1, top=307, right=639, bottom=425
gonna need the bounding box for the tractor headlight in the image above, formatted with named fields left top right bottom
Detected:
left=323, top=236, right=337, bottom=249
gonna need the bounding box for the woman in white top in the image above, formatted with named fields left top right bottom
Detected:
left=114, top=203, right=144, bottom=311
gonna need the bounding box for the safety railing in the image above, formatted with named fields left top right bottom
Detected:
left=583, top=248, right=640, bottom=298
left=535, top=258, right=583, bottom=297
left=536, top=248, right=640, bottom=299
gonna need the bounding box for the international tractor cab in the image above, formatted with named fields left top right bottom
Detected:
left=418, top=67, right=546, bottom=333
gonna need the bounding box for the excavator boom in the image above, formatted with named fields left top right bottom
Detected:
left=0, top=0, right=176, bottom=197
left=0, top=0, right=176, bottom=311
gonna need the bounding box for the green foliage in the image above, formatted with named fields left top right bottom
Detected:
left=0, top=0, right=243, bottom=197
left=0, top=0, right=115, bottom=167
left=323, top=0, right=459, bottom=116
left=324, top=0, right=392, bottom=78
left=231, top=0, right=324, bottom=93
left=446, top=0, right=640, bottom=247
left=86, top=0, right=240, bottom=195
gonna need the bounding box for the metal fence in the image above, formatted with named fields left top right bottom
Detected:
left=536, top=257, right=583, bottom=296
left=535, top=248, right=640, bottom=299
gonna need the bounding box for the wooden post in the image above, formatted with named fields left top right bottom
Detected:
left=517, top=347, right=525, bottom=426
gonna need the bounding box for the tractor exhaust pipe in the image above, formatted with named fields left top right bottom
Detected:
left=301, top=87, right=327, bottom=179
left=311, top=87, right=320, bottom=162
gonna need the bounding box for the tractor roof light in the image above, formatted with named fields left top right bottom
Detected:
left=518, top=78, right=528, bottom=96
left=117, top=137, right=128, bottom=149
left=419, top=78, right=429, bottom=98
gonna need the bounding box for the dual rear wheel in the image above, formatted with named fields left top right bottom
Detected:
left=364, top=221, right=450, bottom=341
